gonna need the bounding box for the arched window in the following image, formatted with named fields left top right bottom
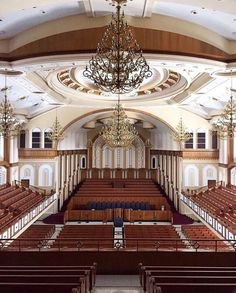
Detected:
left=0, top=167, right=6, bottom=185
left=38, top=164, right=53, bottom=187
left=44, top=128, right=52, bottom=148
left=81, top=156, right=86, bottom=169
left=184, top=165, right=199, bottom=187
left=20, top=164, right=34, bottom=186
left=128, top=147, right=133, bottom=168
left=105, top=147, right=110, bottom=167
left=19, top=130, right=26, bottom=148
left=32, top=128, right=41, bottom=148
left=197, top=129, right=206, bottom=149
left=212, top=130, right=218, bottom=149
left=151, top=156, right=157, bottom=169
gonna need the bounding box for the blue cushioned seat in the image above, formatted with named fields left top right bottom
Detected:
left=91, top=202, right=96, bottom=209
left=121, top=202, right=125, bottom=208
left=117, top=201, right=121, bottom=208
left=140, top=202, right=145, bottom=210
left=97, top=202, right=102, bottom=210
left=101, top=202, right=106, bottom=209
left=131, top=202, right=135, bottom=209
left=114, top=217, right=123, bottom=227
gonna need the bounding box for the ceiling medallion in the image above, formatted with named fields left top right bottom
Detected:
left=58, top=68, right=181, bottom=99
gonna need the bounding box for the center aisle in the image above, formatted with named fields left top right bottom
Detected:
left=94, top=275, right=143, bottom=293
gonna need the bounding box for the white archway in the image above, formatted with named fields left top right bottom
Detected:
left=38, top=164, right=53, bottom=187
left=231, top=167, right=236, bottom=186
left=202, top=165, right=217, bottom=186
left=20, top=164, right=34, bottom=186
left=0, top=167, right=6, bottom=185
left=184, top=164, right=199, bottom=187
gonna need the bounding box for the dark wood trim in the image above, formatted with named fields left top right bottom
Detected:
left=1, top=251, right=236, bottom=275
left=57, top=149, right=87, bottom=156
left=0, top=27, right=233, bottom=62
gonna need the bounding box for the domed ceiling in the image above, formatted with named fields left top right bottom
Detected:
left=0, top=0, right=236, bottom=121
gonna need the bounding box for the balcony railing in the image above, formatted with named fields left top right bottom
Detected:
left=0, top=237, right=233, bottom=252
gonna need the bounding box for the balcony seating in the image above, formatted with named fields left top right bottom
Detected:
left=52, top=225, right=113, bottom=250
left=9, top=224, right=55, bottom=250
left=65, top=179, right=171, bottom=222
left=0, top=184, right=48, bottom=232
left=190, top=185, right=236, bottom=233
left=181, top=224, right=230, bottom=251
left=124, top=225, right=185, bottom=250
left=85, top=201, right=153, bottom=210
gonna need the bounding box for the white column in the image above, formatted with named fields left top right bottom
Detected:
left=29, top=130, right=32, bottom=148
left=193, top=131, right=197, bottom=149
left=41, top=130, right=45, bottom=148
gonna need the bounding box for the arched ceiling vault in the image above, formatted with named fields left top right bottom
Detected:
left=0, top=1, right=236, bottom=127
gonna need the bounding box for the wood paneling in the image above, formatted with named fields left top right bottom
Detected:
left=66, top=209, right=171, bottom=222
left=19, top=148, right=87, bottom=159
left=151, top=149, right=219, bottom=160
left=69, top=196, right=169, bottom=209
left=182, top=150, right=219, bottom=160
left=0, top=27, right=233, bottom=62
left=0, top=251, right=235, bottom=275
left=19, top=148, right=58, bottom=159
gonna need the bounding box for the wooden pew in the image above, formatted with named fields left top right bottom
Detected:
left=139, top=264, right=236, bottom=293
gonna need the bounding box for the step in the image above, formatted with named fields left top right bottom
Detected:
left=94, top=287, right=143, bottom=292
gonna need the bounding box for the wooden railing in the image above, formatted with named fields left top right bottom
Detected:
left=80, top=168, right=158, bottom=180
left=0, top=237, right=233, bottom=252
left=151, top=149, right=219, bottom=160
left=182, top=150, right=219, bottom=160
left=18, top=148, right=58, bottom=159
left=13, top=180, right=48, bottom=195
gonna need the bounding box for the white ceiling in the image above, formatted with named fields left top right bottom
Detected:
left=0, top=0, right=236, bottom=39
left=0, top=1, right=236, bottom=121
left=155, top=1, right=236, bottom=40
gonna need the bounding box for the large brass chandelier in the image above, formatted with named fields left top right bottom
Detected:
left=100, top=97, right=138, bottom=148
left=83, top=0, right=152, bottom=94
left=0, top=74, right=22, bottom=137
left=212, top=74, right=236, bottom=138
left=84, top=0, right=152, bottom=147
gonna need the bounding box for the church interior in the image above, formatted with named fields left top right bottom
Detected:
left=1, top=0, right=236, bottom=292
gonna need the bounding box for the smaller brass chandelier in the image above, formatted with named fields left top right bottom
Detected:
left=100, top=98, right=138, bottom=148
left=83, top=0, right=152, bottom=94
left=172, top=118, right=192, bottom=143
left=47, top=115, right=63, bottom=143
left=0, top=75, right=23, bottom=137
left=212, top=73, right=236, bottom=138
left=212, top=95, right=236, bottom=139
